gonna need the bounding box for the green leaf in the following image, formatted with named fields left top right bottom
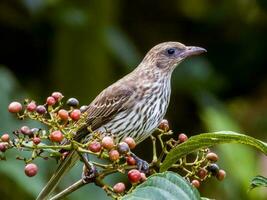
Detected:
left=249, top=175, right=267, bottom=190
left=160, top=131, right=267, bottom=172
left=122, top=171, right=201, bottom=200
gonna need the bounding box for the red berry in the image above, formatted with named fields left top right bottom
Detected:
left=1, top=134, right=10, bottom=142
left=198, top=168, right=208, bottom=179
left=109, top=149, right=120, bottom=161
left=0, top=143, right=6, bottom=152
left=8, top=102, right=22, bottom=113
left=101, top=136, right=114, bottom=150
left=128, top=169, right=141, bottom=183
left=88, top=141, right=102, bottom=152
left=58, top=109, right=69, bottom=121
left=158, top=119, right=169, bottom=131
left=70, top=109, right=81, bottom=121
left=178, top=133, right=188, bottom=143
left=126, top=156, right=136, bottom=165
left=49, top=130, right=64, bottom=143
left=26, top=101, right=37, bottom=112
left=140, top=172, right=147, bottom=182
left=24, top=163, right=38, bottom=177
left=46, top=96, right=56, bottom=106
left=206, top=152, right=219, bottom=162
left=113, top=182, right=126, bottom=193
left=20, top=126, right=32, bottom=136
left=36, top=105, right=46, bottom=114
left=191, top=179, right=200, bottom=188
left=117, top=142, right=130, bottom=154
left=216, top=169, right=226, bottom=181
left=51, top=92, right=63, bottom=101
left=124, top=137, right=136, bottom=149
left=32, top=137, right=41, bottom=145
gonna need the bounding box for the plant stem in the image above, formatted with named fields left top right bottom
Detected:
left=50, top=179, right=87, bottom=200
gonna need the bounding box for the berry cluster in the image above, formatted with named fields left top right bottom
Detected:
left=1, top=92, right=226, bottom=199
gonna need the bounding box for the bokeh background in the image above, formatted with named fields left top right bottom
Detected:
left=1, top=0, right=267, bottom=199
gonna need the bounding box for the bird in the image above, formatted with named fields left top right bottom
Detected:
left=36, top=41, right=206, bottom=200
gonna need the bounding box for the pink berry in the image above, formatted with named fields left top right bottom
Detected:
left=216, top=169, right=226, bottom=181
left=126, top=156, right=136, bottom=165
left=101, top=136, right=114, bottom=150
left=46, top=96, right=56, bottom=106
left=113, top=182, right=126, bottom=193
left=20, top=126, right=32, bottom=136
left=109, top=149, right=120, bottom=161
left=88, top=141, right=102, bottom=152
left=32, top=137, right=41, bottom=145
left=0, top=143, right=6, bottom=152
left=51, top=92, right=63, bottom=101
left=58, top=109, right=69, bottom=121
left=140, top=172, right=147, bottom=182
left=1, top=134, right=10, bottom=142
left=70, top=109, right=81, bottom=121
left=128, top=169, right=141, bottom=183
left=49, top=130, right=64, bottom=143
left=158, top=119, right=169, bottom=131
left=124, top=137, right=136, bottom=149
left=8, top=102, right=22, bottom=113
left=206, top=152, right=219, bottom=162
left=26, top=101, right=37, bottom=112
left=178, top=133, right=188, bottom=143
left=24, top=163, right=38, bottom=177
left=191, top=179, right=200, bottom=188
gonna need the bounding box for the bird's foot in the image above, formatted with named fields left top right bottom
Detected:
left=131, top=153, right=150, bottom=174
left=82, top=160, right=98, bottom=183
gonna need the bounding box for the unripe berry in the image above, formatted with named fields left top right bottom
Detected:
left=109, top=149, right=120, bottom=161
left=117, top=142, right=130, bottom=154
left=20, top=126, right=32, bottom=136
left=24, top=163, right=38, bottom=177
left=88, top=141, right=102, bottom=152
left=51, top=92, right=63, bottom=101
left=206, top=152, right=219, bottom=162
left=58, top=109, right=69, bottom=121
left=8, top=101, right=22, bottom=113
left=158, top=119, right=169, bottom=131
left=178, top=133, right=188, bottom=143
left=216, top=169, right=226, bottom=181
left=140, top=172, right=147, bottom=182
left=126, top=156, right=136, bottom=165
left=70, top=109, right=81, bottom=121
left=101, top=136, right=114, bottom=150
left=113, top=182, right=126, bottom=193
left=33, top=137, right=41, bottom=145
left=36, top=105, right=46, bottom=114
left=128, top=169, right=141, bottom=183
left=191, top=179, right=200, bottom=188
left=124, top=137, right=136, bottom=149
left=207, top=164, right=220, bottom=176
left=1, top=134, right=10, bottom=142
left=46, top=96, right=56, bottom=106
left=66, top=98, right=79, bottom=107
left=26, top=101, right=37, bottom=112
left=49, top=130, right=64, bottom=143
left=0, top=143, right=6, bottom=152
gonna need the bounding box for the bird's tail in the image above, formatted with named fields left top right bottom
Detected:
left=36, top=150, right=79, bottom=200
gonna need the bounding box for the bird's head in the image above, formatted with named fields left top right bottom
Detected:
left=141, top=41, right=206, bottom=73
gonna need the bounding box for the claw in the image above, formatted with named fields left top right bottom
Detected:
left=81, top=155, right=98, bottom=183
left=131, top=153, right=150, bottom=174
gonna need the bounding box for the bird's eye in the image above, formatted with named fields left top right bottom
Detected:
left=167, top=48, right=176, bottom=55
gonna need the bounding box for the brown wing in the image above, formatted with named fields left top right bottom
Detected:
left=84, top=85, right=135, bottom=130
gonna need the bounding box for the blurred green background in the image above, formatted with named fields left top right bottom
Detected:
left=1, top=0, right=267, bottom=199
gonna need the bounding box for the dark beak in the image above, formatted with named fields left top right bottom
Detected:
left=180, top=46, right=207, bottom=58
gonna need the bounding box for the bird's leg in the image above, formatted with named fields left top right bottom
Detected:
left=79, top=153, right=98, bottom=183
left=130, top=153, right=150, bottom=174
